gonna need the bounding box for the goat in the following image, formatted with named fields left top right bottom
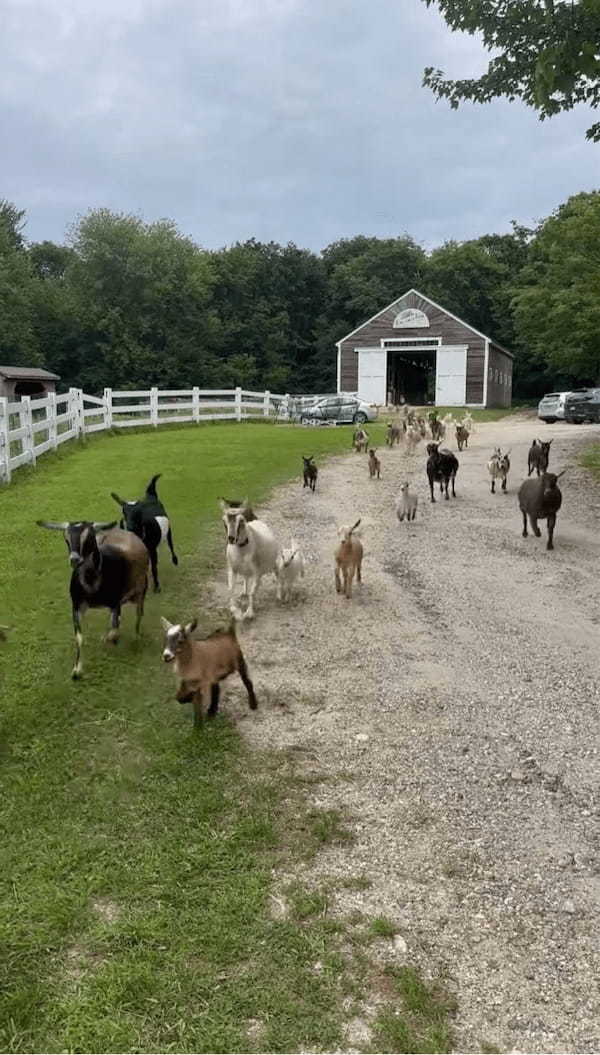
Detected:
left=334, top=519, right=363, bottom=599
left=368, top=448, right=381, bottom=479
left=405, top=426, right=422, bottom=454
left=386, top=422, right=402, bottom=446
left=426, top=443, right=459, bottom=502
left=416, top=417, right=427, bottom=438
left=111, top=473, right=178, bottom=593
left=302, top=455, right=318, bottom=491
left=161, top=616, right=257, bottom=728
left=275, top=540, right=305, bottom=602
left=528, top=439, right=553, bottom=477
left=441, top=412, right=455, bottom=438
left=462, top=412, right=475, bottom=434
left=353, top=427, right=369, bottom=453
left=487, top=448, right=511, bottom=494
left=455, top=424, right=469, bottom=452
left=518, top=471, right=565, bottom=550
left=37, top=520, right=149, bottom=678
left=220, top=500, right=279, bottom=619
left=429, top=416, right=443, bottom=442
left=396, top=482, right=418, bottom=522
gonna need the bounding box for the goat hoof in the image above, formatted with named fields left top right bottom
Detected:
left=154, top=584, right=161, bottom=593
left=172, top=556, right=179, bottom=565
left=534, top=529, right=542, bottom=537
left=522, top=531, right=528, bottom=538
left=72, top=668, right=82, bottom=681
left=547, top=543, right=554, bottom=551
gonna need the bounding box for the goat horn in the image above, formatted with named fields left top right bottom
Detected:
left=110, top=492, right=125, bottom=506
left=350, top=518, right=361, bottom=532
left=92, top=520, right=118, bottom=531
left=160, top=616, right=173, bottom=631
left=556, top=469, right=567, bottom=479
left=36, top=520, right=69, bottom=530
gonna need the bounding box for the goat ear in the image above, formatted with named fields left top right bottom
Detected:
left=160, top=616, right=172, bottom=632
left=36, top=519, right=69, bottom=530
left=556, top=469, right=567, bottom=479
left=548, top=438, right=554, bottom=445
left=184, top=618, right=198, bottom=635
left=92, top=520, right=118, bottom=532
left=110, top=492, right=125, bottom=507
left=219, top=498, right=228, bottom=511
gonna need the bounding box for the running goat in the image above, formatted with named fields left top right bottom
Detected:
left=396, top=482, right=418, bottom=522
left=487, top=448, right=511, bottom=493
left=386, top=422, right=402, bottom=446
left=518, top=471, right=565, bottom=550
left=302, top=455, right=318, bottom=491
left=353, top=427, right=369, bottom=453
left=455, top=424, right=469, bottom=452
left=275, top=540, right=305, bottom=602
left=528, top=439, right=553, bottom=477
left=161, top=616, right=257, bottom=728
left=220, top=499, right=279, bottom=619
left=426, top=443, right=459, bottom=502
left=368, top=449, right=381, bottom=479
left=36, top=520, right=148, bottom=679
left=334, top=520, right=363, bottom=599
left=110, top=473, right=178, bottom=593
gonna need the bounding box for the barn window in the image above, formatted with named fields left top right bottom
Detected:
left=488, top=366, right=493, bottom=380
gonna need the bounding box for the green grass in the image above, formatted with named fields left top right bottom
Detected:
left=580, top=442, right=600, bottom=478
left=368, top=916, right=397, bottom=939
left=371, top=966, right=456, bottom=1054
left=0, top=421, right=380, bottom=1054
left=411, top=405, right=522, bottom=422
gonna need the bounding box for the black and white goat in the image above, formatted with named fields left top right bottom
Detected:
left=110, top=474, right=178, bottom=593
left=36, top=519, right=149, bottom=678
left=487, top=448, right=511, bottom=493
left=426, top=443, right=459, bottom=502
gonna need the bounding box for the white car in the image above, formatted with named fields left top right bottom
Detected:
left=537, top=391, right=571, bottom=423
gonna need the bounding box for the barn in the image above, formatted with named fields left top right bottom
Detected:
left=336, top=289, right=513, bottom=408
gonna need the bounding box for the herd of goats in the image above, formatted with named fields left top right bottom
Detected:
left=5, top=407, right=563, bottom=729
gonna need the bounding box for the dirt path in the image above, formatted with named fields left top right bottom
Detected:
left=210, top=417, right=600, bottom=1054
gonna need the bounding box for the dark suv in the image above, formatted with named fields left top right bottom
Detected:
left=564, top=388, right=600, bottom=424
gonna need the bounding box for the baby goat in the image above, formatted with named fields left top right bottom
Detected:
left=528, top=439, right=552, bottom=477
left=353, top=428, right=369, bottom=453
left=396, top=482, right=418, bottom=522
left=487, top=448, right=511, bottom=493
left=455, top=424, right=469, bottom=451
left=302, top=455, right=318, bottom=491
left=386, top=422, right=402, bottom=446
left=334, top=519, right=363, bottom=599
left=368, top=449, right=381, bottom=479
left=161, top=617, right=257, bottom=728
left=275, top=540, right=305, bottom=602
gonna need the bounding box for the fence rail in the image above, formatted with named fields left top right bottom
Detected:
left=0, top=386, right=287, bottom=484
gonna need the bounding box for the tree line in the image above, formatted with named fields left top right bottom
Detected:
left=1, top=190, right=599, bottom=400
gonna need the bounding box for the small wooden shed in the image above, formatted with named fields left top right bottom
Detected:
left=0, top=366, right=60, bottom=400
left=336, top=289, right=513, bottom=408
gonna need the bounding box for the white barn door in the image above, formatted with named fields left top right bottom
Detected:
left=435, top=345, right=467, bottom=406
left=357, top=348, right=386, bottom=404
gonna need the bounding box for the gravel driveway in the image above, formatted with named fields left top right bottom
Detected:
left=212, top=416, right=600, bottom=1054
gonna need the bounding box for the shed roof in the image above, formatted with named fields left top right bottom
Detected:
left=0, top=365, right=61, bottom=380
left=336, top=288, right=514, bottom=359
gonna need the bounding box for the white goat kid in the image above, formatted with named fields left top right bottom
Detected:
left=221, top=501, right=279, bottom=619
left=396, top=482, right=418, bottom=522
left=275, top=539, right=305, bottom=602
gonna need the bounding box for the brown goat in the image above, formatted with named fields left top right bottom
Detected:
left=368, top=449, right=381, bottom=479
left=334, top=519, right=363, bottom=599
left=455, top=425, right=469, bottom=451
left=161, top=616, right=257, bottom=728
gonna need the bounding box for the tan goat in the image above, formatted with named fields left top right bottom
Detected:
left=334, top=519, right=363, bottom=599
left=368, top=449, right=381, bottom=479
left=161, top=616, right=258, bottom=728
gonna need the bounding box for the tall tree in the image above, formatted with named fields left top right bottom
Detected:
left=423, top=0, right=600, bottom=141
left=0, top=202, right=40, bottom=366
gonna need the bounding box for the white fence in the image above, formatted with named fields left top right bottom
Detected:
left=0, top=386, right=285, bottom=484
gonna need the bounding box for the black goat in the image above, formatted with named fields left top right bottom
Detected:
left=528, top=439, right=552, bottom=477
left=36, top=520, right=149, bottom=678
left=302, top=455, right=318, bottom=491
left=518, top=471, right=565, bottom=550
left=111, top=474, right=178, bottom=593
left=426, top=443, right=459, bottom=502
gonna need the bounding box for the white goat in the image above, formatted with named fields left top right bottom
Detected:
left=487, top=447, right=511, bottom=494
left=405, top=426, right=422, bottom=454
left=221, top=501, right=279, bottom=619
left=275, top=539, right=305, bottom=602
left=462, top=411, right=474, bottom=434
left=396, top=482, right=418, bottom=522
left=441, top=412, right=455, bottom=437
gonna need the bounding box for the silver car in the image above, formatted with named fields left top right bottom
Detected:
left=300, top=394, right=378, bottom=425
left=537, top=391, right=571, bottom=423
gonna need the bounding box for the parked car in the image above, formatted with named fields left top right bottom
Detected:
left=537, top=391, right=571, bottom=422
left=564, top=388, right=600, bottom=424
left=300, top=395, right=378, bottom=425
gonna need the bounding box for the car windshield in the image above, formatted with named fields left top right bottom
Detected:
left=542, top=394, right=560, bottom=399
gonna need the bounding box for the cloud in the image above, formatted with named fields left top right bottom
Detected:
left=0, top=0, right=598, bottom=251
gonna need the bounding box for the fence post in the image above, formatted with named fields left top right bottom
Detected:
left=235, top=387, right=242, bottom=422
left=0, top=398, right=11, bottom=483
left=48, top=391, right=58, bottom=450
left=263, top=389, right=271, bottom=417
left=104, top=387, right=113, bottom=430
left=22, top=396, right=35, bottom=465
left=192, top=386, right=200, bottom=423
left=150, top=387, right=159, bottom=427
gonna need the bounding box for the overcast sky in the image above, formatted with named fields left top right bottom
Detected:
left=2, top=0, right=599, bottom=252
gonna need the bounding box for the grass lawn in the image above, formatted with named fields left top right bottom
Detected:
left=580, top=442, right=600, bottom=478
left=0, top=420, right=455, bottom=1053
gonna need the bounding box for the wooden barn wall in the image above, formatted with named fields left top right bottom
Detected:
left=487, top=344, right=513, bottom=408
left=339, top=291, right=485, bottom=403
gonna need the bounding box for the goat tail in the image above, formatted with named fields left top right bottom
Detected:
left=146, top=473, right=162, bottom=496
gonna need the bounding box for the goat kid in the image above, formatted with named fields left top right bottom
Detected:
left=334, top=519, right=363, bottom=599
left=487, top=448, right=511, bottom=493
left=405, top=426, right=422, bottom=454
left=275, top=540, right=305, bottom=602
left=396, top=482, right=418, bottom=522
left=455, top=425, right=469, bottom=451
left=161, top=616, right=257, bottom=728
left=220, top=500, right=279, bottom=619
left=426, top=443, right=459, bottom=502
left=368, top=449, right=381, bottom=479
left=111, top=473, right=178, bottom=593
left=518, top=470, right=565, bottom=550
left=302, top=455, right=318, bottom=491
left=37, top=519, right=148, bottom=678
left=353, top=428, right=369, bottom=453
left=528, top=439, right=553, bottom=477
left=386, top=422, right=402, bottom=446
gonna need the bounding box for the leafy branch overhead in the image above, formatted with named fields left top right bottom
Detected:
left=423, top=0, right=600, bottom=140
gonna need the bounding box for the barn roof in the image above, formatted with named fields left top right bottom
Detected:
left=336, top=288, right=514, bottom=359
left=0, top=365, right=61, bottom=380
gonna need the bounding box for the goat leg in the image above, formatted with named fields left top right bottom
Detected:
left=345, top=568, right=354, bottom=599
left=207, top=683, right=220, bottom=717
left=521, top=510, right=528, bottom=537
left=149, top=547, right=161, bottom=593
left=546, top=514, right=556, bottom=551
left=135, top=587, right=146, bottom=635
left=529, top=515, right=541, bottom=538
left=451, top=474, right=456, bottom=497
left=192, top=688, right=204, bottom=728
left=491, top=479, right=496, bottom=494
left=166, top=528, right=179, bottom=566
left=72, top=605, right=85, bottom=680
left=356, top=559, right=362, bottom=583
left=502, top=476, right=507, bottom=493
left=244, top=574, right=259, bottom=619
left=428, top=472, right=436, bottom=503
left=107, top=605, right=121, bottom=644
left=335, top=565, right=342, bottom=593
left=238, top=655, right=258, bottom=710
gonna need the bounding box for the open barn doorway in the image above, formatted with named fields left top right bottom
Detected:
left=14, top=380, right=46, bottom=397
left=386, top=348, right=436, bottom=406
